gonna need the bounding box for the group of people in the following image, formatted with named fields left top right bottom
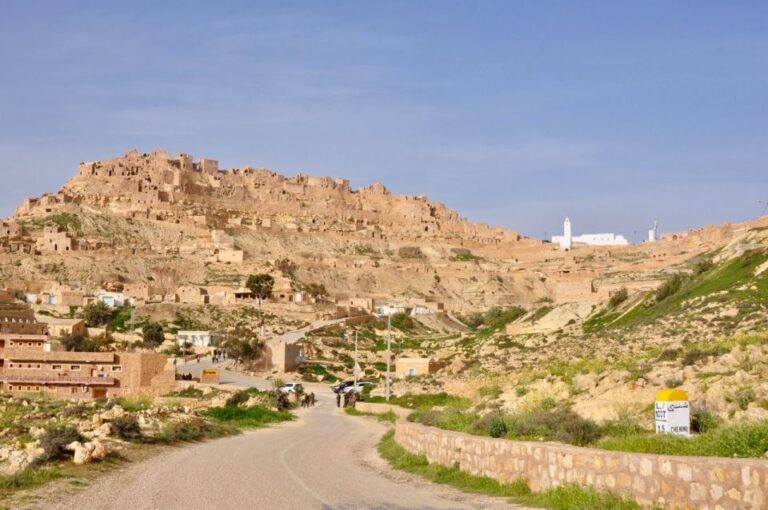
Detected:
left=300, top=392, right=316, bottom=408
left=176, top=372, right=194, bottom=381
left=336, top=391, right=357, bottom=408
left=211, top=349, right=227, bottom=364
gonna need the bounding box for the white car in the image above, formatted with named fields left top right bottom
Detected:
left=342, top=381, right=374, bottom=394
left=279, top=383, right=304, bottom=394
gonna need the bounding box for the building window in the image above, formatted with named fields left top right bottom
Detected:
left=111, top=366, right=122, bottom=372
left=52, top=364, right=62, bottom=370
left=408, top=368, right=416, bottom=376
left=70, top=365, right=81, bottom=371
left=70, top=387, right=78, bottom=394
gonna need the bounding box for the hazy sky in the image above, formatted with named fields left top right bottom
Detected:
left=1, top=1, right=766, bottom=240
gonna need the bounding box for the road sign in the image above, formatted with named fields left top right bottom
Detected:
left=353, top=362, right=362, bottom=378
left=201, top=368, right=220, bottom=385
left=655, top=388, right=690, bottom=436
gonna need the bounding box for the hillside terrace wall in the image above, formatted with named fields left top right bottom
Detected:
left=392, top=418, right=767, bottom=510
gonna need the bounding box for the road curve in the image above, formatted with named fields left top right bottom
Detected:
left=46, top=393, right=523, bottom=510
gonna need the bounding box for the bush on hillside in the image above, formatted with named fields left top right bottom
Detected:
left=226, top=390, right=251, bottom=408
left=608, top=288, right=628, bottom=308
left=38, top=426, right=85, bottom=463
left=655, top=274, right=687, bottom=302
left=110, top=415, right=143, bottom=442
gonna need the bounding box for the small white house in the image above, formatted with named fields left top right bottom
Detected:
left=176, top=331, right=218, bottom=348
left=374, top=303, right=407, bottom=317
left=95, top=291, right=130, bottom=308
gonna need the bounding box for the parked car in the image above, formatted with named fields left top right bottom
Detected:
left=342, top=381, right=375, bottom=394
left=331, top=380, right=355, bottom=394
left=279, top=382, right=304, bottom=394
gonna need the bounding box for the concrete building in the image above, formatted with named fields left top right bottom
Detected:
left=395, top=357, right=446, bottom=379
left=176, top=331, right=218, bottom=348
left=552, top=217, right=628, bottom=250
left=35, top=316, right=87, bottom=338
left=269, top=342, right=303, bottom=373
left=95, top=291, right=129, bottom=308
left=0, top=300, right=174, bottom=399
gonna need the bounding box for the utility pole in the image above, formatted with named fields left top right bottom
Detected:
left=386, top=313, right=392, bottom=402
left=353, top=330, right=359, bottom=387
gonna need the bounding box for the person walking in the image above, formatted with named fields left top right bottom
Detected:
left=336, top=392, right=341, bottom=408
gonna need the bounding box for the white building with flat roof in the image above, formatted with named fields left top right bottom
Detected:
left=552, top=217, right=629, bottom=250
left=176, top=331, right=218, bottom=348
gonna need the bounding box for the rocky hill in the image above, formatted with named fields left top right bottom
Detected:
left=2, top=149, right=766, bottom=315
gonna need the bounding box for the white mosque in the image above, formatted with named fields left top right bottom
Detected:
left=551, top=217, right=629, bottom=250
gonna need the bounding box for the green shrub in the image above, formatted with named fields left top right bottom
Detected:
left=0, top=466, right=62, bottom=492
left=390, top=312, right=415, bottom=331
left=226, top=390, right=251, bottom=408
left=508, top=407, right=600, bottom=446
left=110, top=416, right=142, bottom=442
left=201, top=405, right=294, bottom=428
left=540, top=398, right=557, bottom=411
left=142, top=322, right=165, bottom=347
left=117, top=396, right=152, bottom=412
left=166, top=387, right=205, bottom=398
left=60, top=403, right=88, bottom=418
left=694, top=259, right=715, bottom=275
left=681, top=346, right=729, bottom=366
left=728, top=387, right=756, bottom=411
left=155, top=417, right=237, bottom=443
left=489, top=416, right=508, bottom=438
left=38, top=425, right=84, bottom=463
left=597, top=420, right=768, bottom=458
left=656, top=348, right=681, bottom=361
left=608, top=288, right=628, bottom=308
left=691, top=407, right=719, bottom=434
left=655, top=273, right=687, bottom=302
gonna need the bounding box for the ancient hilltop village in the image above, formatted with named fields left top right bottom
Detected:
left=1, top=149, right=767, bottom=509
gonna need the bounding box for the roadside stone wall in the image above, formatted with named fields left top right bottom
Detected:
left=394, top=419, right=768, bottom=510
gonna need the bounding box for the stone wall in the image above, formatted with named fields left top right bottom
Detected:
left=392, top=417, right=768, bottom=509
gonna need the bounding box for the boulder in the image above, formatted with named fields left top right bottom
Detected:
left=67, top=441, right=96, bottom=465
left=449, top=357, right=467, bottom=375
left=91, top=440, right=110, bottom=461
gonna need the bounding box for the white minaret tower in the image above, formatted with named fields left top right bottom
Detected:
left=562, top=217, right=573, bottom=250
left=648, top=220, right=659, bottom=242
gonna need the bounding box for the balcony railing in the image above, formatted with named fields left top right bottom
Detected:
left=0, top=374, right=116, bottom=386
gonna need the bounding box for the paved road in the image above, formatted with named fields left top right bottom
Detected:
left=175, top=357, right=276, bottom=390
left=47, top=392, right=522, bottom=510
left=270, top=318, right=349, bottom=346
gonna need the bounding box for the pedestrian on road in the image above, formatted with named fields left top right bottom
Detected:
left=310, top=392, right=316, bottom=407
left=336, top=392, right=341, bottom=408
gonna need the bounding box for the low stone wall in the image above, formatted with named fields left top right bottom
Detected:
left=355, top=402, right=412, bottom=420
left=395, top=420, right=768, bottom=510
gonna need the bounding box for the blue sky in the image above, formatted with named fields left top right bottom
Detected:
left=1, top=1, right=766, bottom=240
